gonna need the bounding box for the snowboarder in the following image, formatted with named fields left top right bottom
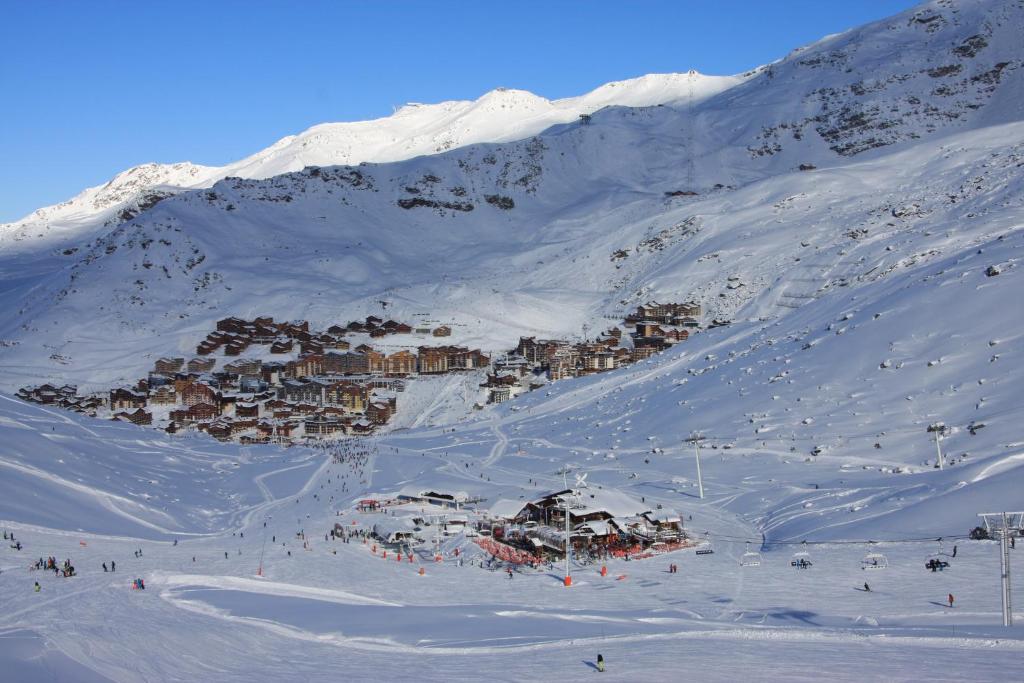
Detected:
left=597, top=654, right=605, bottom=672
left=948, top=593, right=954, bottom=608
left=863, top=582, right=870, bottom=592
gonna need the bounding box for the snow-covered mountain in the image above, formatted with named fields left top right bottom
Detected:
left=2, top=2, right=1024, bottom=678
left=0, top=72, right=743, bottom=247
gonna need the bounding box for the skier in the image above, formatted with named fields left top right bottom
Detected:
left=948, top=593, right=954, bottom=608
left=111, top=560, right=116, bottom=572
left=102, top=563, right=108, bottom=573
left=863, top=582, right=870, bottom=592
left=952, top=545, right=957, bottom=558
left=597, top=654, right=605, bottom=672
left=34, top=581, right=40, bottom=593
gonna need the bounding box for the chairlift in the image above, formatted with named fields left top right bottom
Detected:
left=925, top=538, right=951, bottom=571
left=696, top=531, right=715, bottom=556
left=790, top=542, right=813, bottom=569
left=740, top=541, right=761, bottom=567
left=861, top=543, right=888, bottom=570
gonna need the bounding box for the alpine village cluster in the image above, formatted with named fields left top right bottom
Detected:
left=18, top=301, right=703, bottom=444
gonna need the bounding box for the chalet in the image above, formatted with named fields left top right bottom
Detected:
left=114, top=408, right=152, bottom=426
left=171, top=402, right=218, bottom=422
left=291, top=354, right=324, bottom=378
left=350, top=420, right=374, bottom=435
left=634, top=321, right=665, bottom=339
left=181, top=382, right=217, bottom=407
left=18, top=384, right=77, bottom=405
left=366, top=401, right=393, bottom=425
left=110, top=387, right=147, bottom=411
left=488, top=386, right=513, bottom=404
left=432, top=325, right=452, bottom=337
left=204, top=420, right=233, bottom=441
left=395, top=323, right=413, bottom=334
left=481, top=373, right=518, bottom=388
left=304, top=415, right=345, bottom=436
left=548, top=359, right=574, bottom=381
left=397, top=487, right=472, bottom=510
left=632, top=302, right=702, bottom=326
left=383, top=350, right=417, bottom=377
left=631, top=346, right=659, bottom=363
left=365, top=315, right=383, bottom=326
left=417, top=346, right=448, bottom=374
left=638, top=511, right=684, bottom=541
left=300, top=340, right=325, bottom=355
left=216, top=317, right=249, bottom=334
left=366, top=350, right=385, bottom=375
left=149, top=385, right=177, bottom=405
left=368, top=327, right=387, bottom=339
left=326, top=324, right=347, bottom=336
left=187, top=357, right=216, bottom=373
left=239, top=376, right=267, bottom=393
left=224, top=359, right=261, bottom=376
left=581, top=350, right=616, bottom=372
left=154, top=357, right=185, bottom=374
left=494, top=355, right=531, bottom=377
left=270, top=339, right=293, bottom=354
left=382, top=320, right=400, bottom=332
left=371, top=518, right=416, bottom=545
left=324, top=382, right=367, bottom=412
left=280, top=378, right=329, bottom=405
left=323, top=351, right=369, bottom=375
left=224, top=337, right=250, bottom=356
left=236, top=402, right=260, bottom=419
left=347, top=321, right=367, bottom=333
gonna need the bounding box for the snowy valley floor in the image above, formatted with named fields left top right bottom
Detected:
left=1, top=402, right=1023, bottom=682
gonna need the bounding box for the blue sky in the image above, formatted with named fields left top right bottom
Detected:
left=0, top=1, right=919, bottom=223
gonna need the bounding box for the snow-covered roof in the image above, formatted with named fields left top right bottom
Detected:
left=487, top=499, right=526, bottom=519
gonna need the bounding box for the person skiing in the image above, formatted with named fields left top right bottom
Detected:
left=111, top=560, right=115, bottom=572
left=34, top=581, right=40, bottom=593
left=102, top=563, right=108, bottom=572
left=597, top=654, right=605, bottom=672
left=863, top=582, right=870, bottom=592
left=948, top=593, right=954, bottom=608
left=952, top=545, right=957, bottom=558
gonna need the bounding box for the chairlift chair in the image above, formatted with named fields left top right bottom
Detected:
left=790, top=550, right=813, bottom=569
left=740, top=541, right=761, bottom=567
left=696, top=532, right=715, bottom=556
left=861, top=544, right=888, bottom=570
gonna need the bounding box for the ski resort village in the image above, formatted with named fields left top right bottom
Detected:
left=2, top=0, right=1024, bottom=680
left=14, top=301, right=701, bottom=442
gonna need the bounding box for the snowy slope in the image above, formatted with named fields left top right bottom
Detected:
left=0, top=72, right=742, bottom=249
